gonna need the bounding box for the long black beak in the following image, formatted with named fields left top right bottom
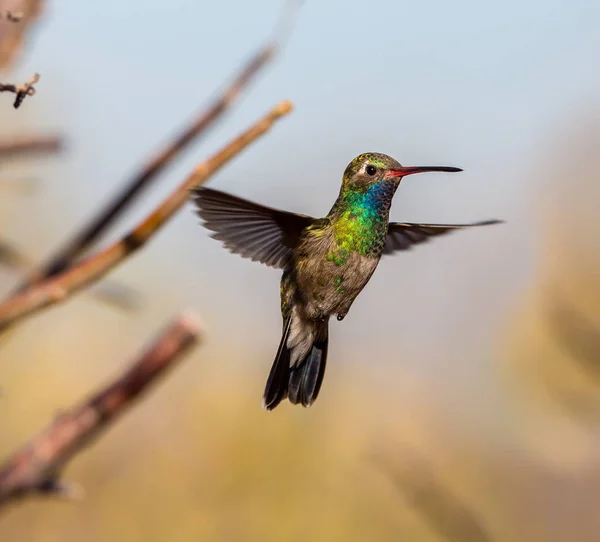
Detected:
left=384, top=165, right=463, bottom=178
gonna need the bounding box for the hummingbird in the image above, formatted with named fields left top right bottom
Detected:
left=192, top=153, right=502, bottom=410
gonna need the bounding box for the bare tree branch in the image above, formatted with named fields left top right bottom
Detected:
left=0, top=134, right=63, bottom=160
left=0, top=310, right=200, bottom=509
left=14, top=0, right=301, bottom=292
left=0, top=235, right=142, bottom=313
left=0, top=100, right=293, bottom=331
left=0, top=72, right=39, bottom=108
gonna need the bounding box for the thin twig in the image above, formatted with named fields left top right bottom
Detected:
left=0, top=135, right=63, bottom=160
left=0, top=100, right=293, bottom=331
left=0, top=72, right=39, bottom=108
left=14, top=0, right=301, bottom=291
left=0, top=310, right=200, bottom=509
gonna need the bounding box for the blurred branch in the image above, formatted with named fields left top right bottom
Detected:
left=0, top=100, right=293, bottom=331
left=0, top=72, right=39, bottom=108
left=372, top=446, right=493, bottom=542
left=0, top=134, right=63, bottom=160
left=0, top=310, right=200, bottom=509
left=0, top=236, right=143, bottom=313
left=15, top=0, right=301, bottom=291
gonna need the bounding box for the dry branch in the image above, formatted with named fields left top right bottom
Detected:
left=0, top=235, right=142, bottom=313
left=0, top=72, right=39, bottom=108
left=0, top=310, right=200, bottom=509
left=0, top=134, right=63, bottom=159
left=0, top=100, right=293, bottom=331
left=15, top=0, right=300, bottom=291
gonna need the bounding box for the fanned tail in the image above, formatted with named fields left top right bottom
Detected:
left=288, top=323, right=328, bottom=407
left=263, top=318, right=329, bottom=410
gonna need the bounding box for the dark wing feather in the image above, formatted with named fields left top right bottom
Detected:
left=192, top=187, right=314, bottom=269
left=383, top=219, right=503, bottom=255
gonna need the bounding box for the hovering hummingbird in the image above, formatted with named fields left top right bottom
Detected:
left=192, top=153, right=502, bottom=410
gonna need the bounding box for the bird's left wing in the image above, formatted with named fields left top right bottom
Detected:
left=192, top=187, right=314, bottom=269
left=383, top=219, right=503, bottom=255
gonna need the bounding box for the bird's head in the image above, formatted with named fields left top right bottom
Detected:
left=342, top=152, right=462, bottom=191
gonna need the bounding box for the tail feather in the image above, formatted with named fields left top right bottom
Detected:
left=289, top=334, right=328, bottom=407
left=264, top=318, right=329, bottom=410
left=287, top=359, right=303, bottom=405
left=262, top=316, right=292, bottom=410
left=304, top=335, right=328, bottom=405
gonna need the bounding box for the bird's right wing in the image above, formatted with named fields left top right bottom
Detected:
left=192, top=187, right=314, bottom=269
left=383, top=219, right=503, bottom=254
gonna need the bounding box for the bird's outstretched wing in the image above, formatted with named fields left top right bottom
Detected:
left=383, top=219, right=503, bottom=255
left=192, top=187, right=314, bottom=269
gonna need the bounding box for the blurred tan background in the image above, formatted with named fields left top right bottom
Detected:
left=2, top=0, right=600, bottom=540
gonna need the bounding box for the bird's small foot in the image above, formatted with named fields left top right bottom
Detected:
left=336, top=313, right=346, bottom=321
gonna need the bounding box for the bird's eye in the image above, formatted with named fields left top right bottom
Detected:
left=366, top=165, right=377, bottom=176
